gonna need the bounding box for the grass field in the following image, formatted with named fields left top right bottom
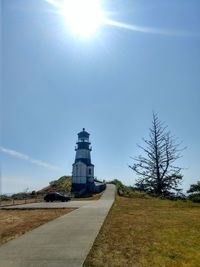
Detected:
left=0, top=209, right=73, bottom=245
left=84, top=195, right=200, bottom=267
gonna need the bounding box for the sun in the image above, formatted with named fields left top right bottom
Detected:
left=60, top=0, right=104, bottom=38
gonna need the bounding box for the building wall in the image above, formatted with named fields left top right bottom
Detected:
left=72, top=162, right=94, bottom=184
left=72, top=161, right=87, bottom=184
left=75, top=149, right=91, bottom=160
left=87, top=166, right=94, bottom=183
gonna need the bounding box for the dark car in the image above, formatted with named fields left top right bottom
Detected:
left=44, top=192, right=71, bottom=202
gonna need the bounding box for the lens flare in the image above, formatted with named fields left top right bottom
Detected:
left=61, top=0, right=104, bottom=37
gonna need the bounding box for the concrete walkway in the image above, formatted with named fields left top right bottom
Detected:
left=0, top=184, right=115, bottom=267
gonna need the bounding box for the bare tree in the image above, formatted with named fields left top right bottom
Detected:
left=129, top=113, right=184, bottom=196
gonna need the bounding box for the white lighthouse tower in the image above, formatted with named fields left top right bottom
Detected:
left=72, top=128, right=95, bottom=192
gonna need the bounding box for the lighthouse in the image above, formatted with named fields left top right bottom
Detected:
left=72, top=128, right=95, bottom=192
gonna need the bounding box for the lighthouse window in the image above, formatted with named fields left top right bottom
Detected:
left=89, top=168, right=91, bottom=175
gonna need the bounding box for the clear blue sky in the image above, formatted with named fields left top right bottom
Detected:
left=1, top=0, right=200, bottom=193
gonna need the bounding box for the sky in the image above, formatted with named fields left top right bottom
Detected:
left=1, top=0, right=200, bottom=194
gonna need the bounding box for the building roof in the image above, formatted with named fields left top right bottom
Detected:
left=78, top=128, right=90, bottom=138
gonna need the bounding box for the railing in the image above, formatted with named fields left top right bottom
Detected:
left=0, top=195, right=45, bottom=207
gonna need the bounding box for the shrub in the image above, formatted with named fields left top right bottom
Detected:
left=31, top=190, right=37, bottom=196
left=0, top=194, right=11, bottom=201
left=188, top=193, right=200, bottom=203
left=109, top=179, right=149, bottom=199
left=191, top=196, right=200, bottom=203
left=187, top=181, right=200, bottom=203
left=11, top=193, right=29, bottom=200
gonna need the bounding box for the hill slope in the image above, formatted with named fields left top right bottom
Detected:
left=37, top=176, right=72, bottom=195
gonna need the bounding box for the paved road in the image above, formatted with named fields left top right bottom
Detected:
left=1, top=200, right=96, bottom=209
left=0, top=184, right=115, bottom=267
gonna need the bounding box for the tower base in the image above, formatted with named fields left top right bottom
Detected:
left=71, top=181, right=106, bottom=197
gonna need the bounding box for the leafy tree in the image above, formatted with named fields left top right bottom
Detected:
left=129, top=113, right=184, bottom=196
left=187, top=181, right=200, bottom=194
left=187, top=181, right=200, bottom=202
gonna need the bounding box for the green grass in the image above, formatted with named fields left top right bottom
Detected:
left=84, top=195, right=200, bottom=267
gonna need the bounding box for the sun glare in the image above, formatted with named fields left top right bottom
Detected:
left=61, top=0, right=104, bottom=38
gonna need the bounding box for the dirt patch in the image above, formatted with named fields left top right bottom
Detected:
left=0, top=209, right=73, bottom=245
